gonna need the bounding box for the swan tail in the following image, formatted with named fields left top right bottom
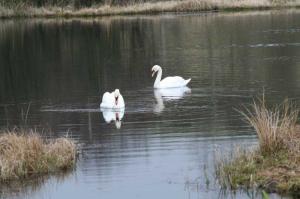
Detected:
left=184, top=78, right=191, bottom=86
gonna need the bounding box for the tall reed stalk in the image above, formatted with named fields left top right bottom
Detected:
left=240, top=97, right=298, bottom=154
left=215, top=97, right=300, bottom=195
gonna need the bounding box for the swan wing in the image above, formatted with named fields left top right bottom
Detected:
left=158, top=76, right=191, bottom=88
left=118, top=94, right=125, bottom=108
left=100, top=92, right=114, bottom=108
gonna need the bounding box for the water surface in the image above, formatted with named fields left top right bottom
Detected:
left=1, top=10, right=300, bottom=199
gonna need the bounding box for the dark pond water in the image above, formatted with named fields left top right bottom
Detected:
left=1, top=10, right=300, bottom=199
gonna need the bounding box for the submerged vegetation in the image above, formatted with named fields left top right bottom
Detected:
left=1, top=0, right=300, bottom=18
left=216, top=98, right=300, bottom=196
left=0, top=129, right=76, bottom=181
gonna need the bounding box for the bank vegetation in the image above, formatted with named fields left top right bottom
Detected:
left=1, top=0, right=300, bottom=18
left=216, top=98, right=300, bottom=197
left=0, top=129, right=76, bottom=181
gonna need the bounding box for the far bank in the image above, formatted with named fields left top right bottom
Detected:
left=1, top=0, right=300, bottom=18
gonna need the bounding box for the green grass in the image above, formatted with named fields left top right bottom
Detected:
left=216, top=98, right=300, bottom=197
left=0, top=129, right=77, bottom=181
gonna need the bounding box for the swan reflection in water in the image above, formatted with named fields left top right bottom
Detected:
left=100, top=108, right=125, bottom=129
left=154, top=87, right=191, bottom=113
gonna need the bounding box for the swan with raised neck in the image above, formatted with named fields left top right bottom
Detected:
left=151, top=65, right=191, bottom=89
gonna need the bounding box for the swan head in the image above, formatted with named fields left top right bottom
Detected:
left=151, top=65, right=161, bottom=77
left=114, top=89, right=120, bottom=105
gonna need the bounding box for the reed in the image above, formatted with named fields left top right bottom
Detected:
left=216, top=98, right=300, bottom=196
left=0, top=129, right=76, bottom=181
left=241, top=97, right=299, bottom=155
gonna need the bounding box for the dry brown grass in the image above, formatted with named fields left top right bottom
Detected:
left=0, top=129, right=76, bottom=181
left=241, top=97, right=299, bottom=154
left=216, top=97, right=300, bottom=196
left=1, top=0, right=300, bottom=18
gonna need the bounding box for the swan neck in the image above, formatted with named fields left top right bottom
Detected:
left=154, top=68, right=162, bottom=88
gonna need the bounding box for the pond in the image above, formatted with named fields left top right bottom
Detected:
left=1, top=10, right=300, bottom=199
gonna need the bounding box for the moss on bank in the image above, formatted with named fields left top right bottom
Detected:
left=1, top=0, right=300, bottom=18
left=216, top=99, right=300, bottom=197
left=0, top=129, right=77, bottom=181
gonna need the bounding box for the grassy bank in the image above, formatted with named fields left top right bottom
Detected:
left=0, top=129, right=76, bottom=181
left=216, top=98, right=300, bottom=197
left=1, top=0, right=300, bottom=18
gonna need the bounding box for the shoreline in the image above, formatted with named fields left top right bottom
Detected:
left=216, top=98, right=300, bottom=196
left=1, top=0, right=300, bottom=19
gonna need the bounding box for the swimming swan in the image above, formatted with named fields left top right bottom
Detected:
left=100, top=89, right=125, bottom=109
left=151, top=65, right=191, bottom=89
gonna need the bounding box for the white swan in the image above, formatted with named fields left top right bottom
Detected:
left=151, top=65, right=191, bottom=89
left=101, top=109, right=125, bottom=129
left=100, top=89, right=125, bottom=109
